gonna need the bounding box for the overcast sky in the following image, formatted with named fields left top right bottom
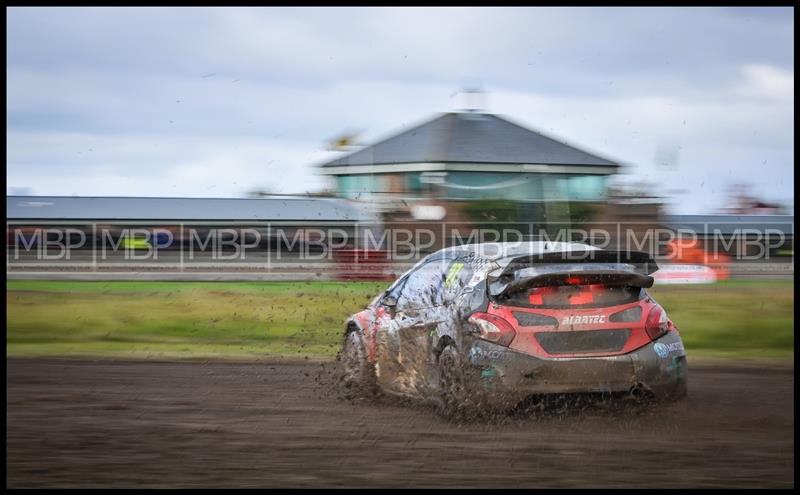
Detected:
left=6, top=6, right=794, bottom=214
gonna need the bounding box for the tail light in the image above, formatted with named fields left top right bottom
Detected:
left=468, top=312, right=516, bottom=347
left=610, top=306, right=643, bottom=323
left=645, top=305, right=672, bottom=340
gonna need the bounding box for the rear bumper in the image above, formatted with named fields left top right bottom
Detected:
left=465, top=332, right=688, bottom=408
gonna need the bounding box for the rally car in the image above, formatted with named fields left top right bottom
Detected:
left=338, top=241, right=687, bottom=415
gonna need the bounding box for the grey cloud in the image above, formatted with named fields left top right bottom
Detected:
left=6, top=6, right=794, bottom=213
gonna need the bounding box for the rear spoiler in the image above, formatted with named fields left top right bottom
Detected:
left=487, top=250, right=658, bottom=297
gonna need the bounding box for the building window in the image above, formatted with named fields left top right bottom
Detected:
left=436, top=172, right=544, bottom=201
left=337, top=175, right=384, bottom=199
left=337, top=172, right=608, bottom=202
left=567, top=175, right=607, bottom=200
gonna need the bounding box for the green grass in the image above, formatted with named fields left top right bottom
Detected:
left=7, top=280, right=387, bottom=360
left=6, top=279, right=794, bottom=361
left=648, top=280, right=794, bottom=359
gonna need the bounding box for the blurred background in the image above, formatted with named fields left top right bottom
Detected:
left=7, top=7, right=793, bottom=209
left=6, top=7, right=794, bottom=489
left=6, top=6, right=794, bottom=361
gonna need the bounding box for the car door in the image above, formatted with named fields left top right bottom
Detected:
left=375, top=259, right=449, bottom=396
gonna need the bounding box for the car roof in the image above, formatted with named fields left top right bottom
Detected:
left=435, top=241, right=600, bottom=264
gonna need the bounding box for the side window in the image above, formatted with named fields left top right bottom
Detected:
left=383, top=275, right=407, bottom=303
left=441, top=259, right=476, bottom=304
left=396, top=261, right=447, bottom=310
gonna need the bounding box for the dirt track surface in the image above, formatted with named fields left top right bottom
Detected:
left=7, top=358, right=794, bottom=488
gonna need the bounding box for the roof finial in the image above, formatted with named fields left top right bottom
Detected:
left=457, top=86, right=486, bottom=113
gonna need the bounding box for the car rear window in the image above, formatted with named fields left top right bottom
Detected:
left=496, top=283, right=642, bottom=309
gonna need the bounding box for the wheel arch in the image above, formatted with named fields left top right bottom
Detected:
left=433, top=335, right=456, bottom=360
left=344, top=318, right=364, bottom=337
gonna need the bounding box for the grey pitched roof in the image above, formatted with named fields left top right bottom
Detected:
left=6, top=196, right=380, bottom=222
left=320, top=112, right=620, bottom=168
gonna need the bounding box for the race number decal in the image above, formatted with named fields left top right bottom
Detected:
left=444, top=262, right=465, bottom=289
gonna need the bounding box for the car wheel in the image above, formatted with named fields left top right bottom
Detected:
left=667, top=375, right=688, bottom=410
left=437, top=344, right=472, bottom=418
left=338, top=330, right=377, bottom=399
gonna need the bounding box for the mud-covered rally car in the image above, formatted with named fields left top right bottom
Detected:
left=339, top=242, right=687, bottom=415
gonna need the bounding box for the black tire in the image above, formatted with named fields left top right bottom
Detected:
left=437, top=344, right=473, bottom=418
left=665, top=376, right=688, bottom=410
left=338, top=330, right=377, bottom=399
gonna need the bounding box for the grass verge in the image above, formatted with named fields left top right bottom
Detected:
left=6, top=279, right=794, bottom=361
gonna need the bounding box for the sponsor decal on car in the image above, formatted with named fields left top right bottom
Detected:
left=444, top=262, right=465, bottom=289
left=561, top=315, right=606, bottom=325
left=666, top=355, right=685, bottom=373
left=459, top=252, right=492, bottom=269
left=469, top=345, right=512, bottom=363
left=654, top=341, right=684, bottom=358
left=480, top=367, right=499, bottom=390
